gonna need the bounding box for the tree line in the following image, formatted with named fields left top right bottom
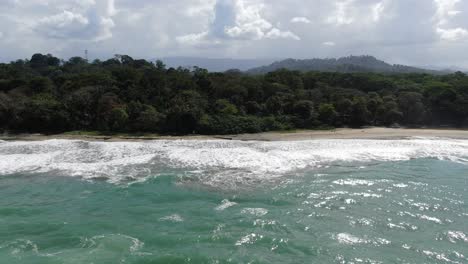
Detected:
left=0, top=53, right=467, bottom=135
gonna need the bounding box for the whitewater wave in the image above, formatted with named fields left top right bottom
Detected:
left=333, top=233, right=391, bottom=246
left=0, top=138, right=467, bottom=186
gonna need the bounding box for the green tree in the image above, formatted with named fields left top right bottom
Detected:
left=350, top=98, right=371, bottom=127
left=96, top=93, right=121, bottom=131
left=215, top=99, right=238, bottom=115
left=318, top=103, right=338, bottom=126
left=375, top=100, right=403, bottom=126
left=19, top=95, right=70, bottom=132
left=0, top=93, right=12, bottom=130
left=135, top=106, right=164, bottom=132
left=166, top=90, right=207, bottom=134
left=398, top=92, right=426, bottom=125
left=108, top=107, right=129, bottom=131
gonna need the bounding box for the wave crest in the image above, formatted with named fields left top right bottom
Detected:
left=0, top=139, right=467, bottom=186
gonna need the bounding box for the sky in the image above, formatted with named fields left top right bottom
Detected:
left=1, top=0, right=468, bottom=68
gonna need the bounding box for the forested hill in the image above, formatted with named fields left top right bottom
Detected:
left=247, top=56, right=446, bottom=75
left=1, top=53, right=468, bottom=135
left=159, top=57, right=276, bottom=72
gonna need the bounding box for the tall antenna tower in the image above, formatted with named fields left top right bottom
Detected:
left=85, top=50, right=89, bottom=62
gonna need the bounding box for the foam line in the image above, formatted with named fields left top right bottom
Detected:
left=0, top=139, right=467, bottom=185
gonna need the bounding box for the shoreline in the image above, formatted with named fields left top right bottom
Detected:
left=2, top=128, right=468, bottom=142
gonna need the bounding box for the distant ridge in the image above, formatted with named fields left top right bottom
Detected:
left=159, top=57, right=276, bottom=72
left=247, top=55, right=450, bottom=75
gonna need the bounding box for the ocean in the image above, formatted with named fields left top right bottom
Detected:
left=0, top=139, right=467, bottom=263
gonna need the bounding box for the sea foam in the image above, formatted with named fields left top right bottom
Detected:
left=0, top=138, right=467, bottom=186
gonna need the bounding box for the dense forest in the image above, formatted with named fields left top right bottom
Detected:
left=0, top=53, right=468, bottom=135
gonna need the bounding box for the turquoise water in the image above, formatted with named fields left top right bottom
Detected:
left=0, top=139, right=467, bottom=263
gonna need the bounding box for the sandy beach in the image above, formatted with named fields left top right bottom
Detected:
left=231, top=127, right=468, bottom=141
left=2, top=128, right=468, bottom=142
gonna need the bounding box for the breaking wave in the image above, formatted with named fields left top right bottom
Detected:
left=0, top=138, right=467, bottom=186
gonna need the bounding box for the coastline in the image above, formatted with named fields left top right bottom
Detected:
left=2, top=128, right=468, bottom=142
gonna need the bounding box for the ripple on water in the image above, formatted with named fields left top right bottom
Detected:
left=349, top=218, right=374, bottom=227
left=349, top=192, right=382, bottom=198
left=333, top=179, right=375, bottom=186
left=0, top=239, right=39, bottom=256
left=421, top=249, right=466, bottom=263
left=397, top=211, right=445, bottom=224
left=402, top=243, right=468, bottom=263
left=159, top=214, right=184, bottom=223
left=445, top=231, right=468, bottom=244
left=241, top=208, right=268, bottom=217
left=333, top=233, right=391, bottom=247
left=336, top=255, right=383, bottom=264
left=80, top=234, right=144, bottom=254
left=334, top=233, right=368, bottom=245
left=215, top=199, right=238, bottom=211
left=235, top=233, right=263, bottom=246
left=1, top=139, right=467, bottom=263
left=387, top=222, right=418, bottom=231
left=418, top=214, right=443, bottom=224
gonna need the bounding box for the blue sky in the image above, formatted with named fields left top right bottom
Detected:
left=1, top=0, right=468, bottom=67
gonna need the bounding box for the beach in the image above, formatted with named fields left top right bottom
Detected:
left=2, top=127, right=468, bottom=142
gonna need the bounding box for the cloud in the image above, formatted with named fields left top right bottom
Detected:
left=436, top=27, right=468, bottom=40
left=323, top=41, right=336, bottom=46
left=291, top=17, right=311, bottom=24
left=326, top=0, right=355, bottom=26
left=434, top=0, right=461, bottom=26
left=372, top=1, right=386, bottom=22
left=1, top=0, right=468, bottom=68
left=32, top=0, right=116, bottom=41
left=177, top=0, right=300, bottom=45
left=176, top=31, right=223, bottom=47
left=107, top=0, right=117, bottom=16
left=176, top=32, right=209, bottom=45
left=35, top=11, right=89, bottom=37
left=433, top=0, right=468, bottom=41
left=265, top=28, right=300, bottom=40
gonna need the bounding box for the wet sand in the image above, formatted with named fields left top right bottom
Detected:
left=230, top=128, right=468, bottom=141
left=2, top=128, right=468, bottom=142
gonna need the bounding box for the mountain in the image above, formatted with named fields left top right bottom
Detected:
left=422, top=65, right=468, bottom=73
left=159, top=57, right=277, bottom=72
left=247, top=55, right=446, bottom=75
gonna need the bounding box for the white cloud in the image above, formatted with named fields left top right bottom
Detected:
left=29, top=0, right=117, bottom=42
left=1, top=0, right=468, bottom=68
left=184, top=0, right=217, bottom=17
left=326, top=0, right=355, bottom=26
left=36, top=11, right=89, bottom=37
left=107, top=0, right=117, bottom=16
left=176, top=32, right=208, bottom=45
left=74, top=0, right=96, bottom=9
left=177, top=0, right=299, bottom=45
left=433, top=0, right=467, bottom=41
left=372, top=1, right=386, bottom=22
left=34, top=9, right=115, bottom=41
left=96, top=17, right=115, bottom=41
left=291, top=17, right=311, bottom=24
left=266, top=28, right=300, bottom=40
left=434, top=0, right=461, bottom=26
left=176, top=31, right=222, bottom=47
left=436, top=27, right=468, bottom=41
left=323, top=41, right=336, bottom=46
left=223, top=0, right=272, bottom=40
